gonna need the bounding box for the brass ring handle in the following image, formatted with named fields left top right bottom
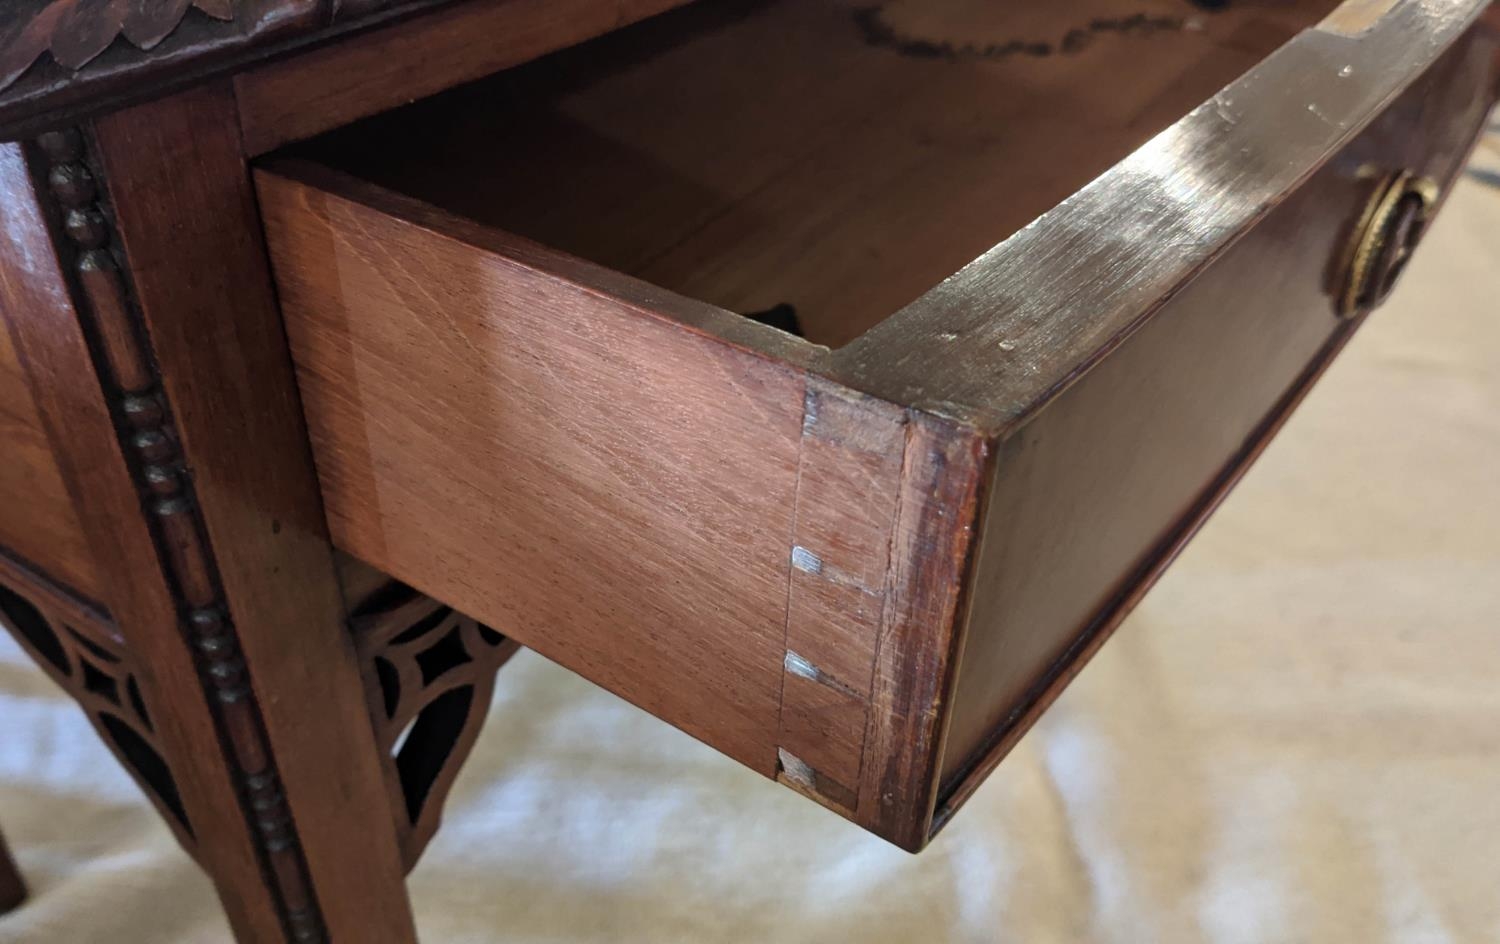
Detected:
left=1339, top=170, right=1440, bottom=318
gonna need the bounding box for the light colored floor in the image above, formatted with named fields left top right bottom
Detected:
left=3, top=141, right=1499, bottom=943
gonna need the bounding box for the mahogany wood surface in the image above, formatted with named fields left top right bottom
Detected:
left=234, top=0, right=696, bottom=156
left=0, top=0, right=468, bottom=139
left=299, top=0, right=1338, bottom=347
left=265, top=0, right=1497, bottom=851
left=257, top=161, right=811, bottom=777
left=775, top=379, right=906, bottom=808
left=852, top=413, right=986, bottom=849
left=0, top=3, right=1493, bottom=938
left=0, top=303, right=100, bottom=602
left=0, top=134, right=291, bottom=943
left=939, top=27, right=1500, bottom=797
left=346, top=581, right=522, bottom=869
left=258, top=158, right=995, bottom=845
left=828, top=0, right=1492, bottom=433
left=91, top=86, right=417, bottom=943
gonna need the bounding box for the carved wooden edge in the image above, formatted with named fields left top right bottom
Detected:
left=1, top=0, right=241, bottom=91
left=0, top=544, right=198, bottom=853
left=27, top=126, right=326, bottom=944
left=345, top=579, right=519, bottom=871
left=0, top=0, right=458, bottom=140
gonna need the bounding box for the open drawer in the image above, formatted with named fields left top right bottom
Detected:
left=254, top=0, right=1498, bottom=850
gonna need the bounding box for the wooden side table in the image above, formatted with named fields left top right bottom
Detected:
left=0, top=2, right=1495, bottom=942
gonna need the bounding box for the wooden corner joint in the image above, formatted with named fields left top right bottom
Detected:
left=775, top=747, right=859, bottom=816
left=773, top=377, right=910, bottom=822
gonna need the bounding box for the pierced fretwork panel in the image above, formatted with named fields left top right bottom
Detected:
left=348, top=583, right=519, bottom=871
left=0, top=572, right=194, bottom=851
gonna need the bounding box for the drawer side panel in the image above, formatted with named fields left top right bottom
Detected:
left=259, top=172, right=806, bottom=775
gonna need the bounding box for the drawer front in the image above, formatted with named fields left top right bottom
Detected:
left=935, top=26, right=1499, bottom=808
left=259, top=1, right=1496, bottom=851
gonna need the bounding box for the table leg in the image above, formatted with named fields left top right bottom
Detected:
left=0, top=84, right=416, bottom=943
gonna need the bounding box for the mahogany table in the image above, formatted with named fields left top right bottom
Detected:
left=0, top=1, right=1495, bottom=941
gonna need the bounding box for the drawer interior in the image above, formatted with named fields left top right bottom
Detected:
left=294, top=0, right=1339, bottom=348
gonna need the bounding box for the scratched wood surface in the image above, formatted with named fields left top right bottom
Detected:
left=256, top=159, right=1002, bottom=848
left=937, top=22, right=1500, bottom=810
left=830, top=0, right=1491, bottom=431
left=300, top=0, right=1337, bottom=348
left=260, top=0, right=1495, bottom=852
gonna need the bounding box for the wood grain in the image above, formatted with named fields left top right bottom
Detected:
left=257, top=161, right=811, bottom=777
left=829, top=0, right=1492, bottom=432
left=937, top=26, right=1500, bottom=814
left=0, top=310, right=101, bottom=602
left=776, top=378, right=906, bottom=803
left=0, top=137, right=289, bottom=944
left=256, top=156, right=1006, bottom=847
left=852, top=414, right=986, bottom=851
left=234, top=0, right=695, bottom=155
left=299, top=0, right=1336, bottom=347
left=262, top=2, right=1497, bottom=852
left=93, top=85, right=416, bottom=943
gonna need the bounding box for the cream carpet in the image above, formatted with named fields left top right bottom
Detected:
left=3, top=148, right=1498, bottom=943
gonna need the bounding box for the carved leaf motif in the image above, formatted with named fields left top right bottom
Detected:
left=51, top=0, right=128, bottom=70
left=123, top=0, right=198, bottom=49
left=0, top=0, right=238, bottom=92
left=193, top=0, right=235, bottom=18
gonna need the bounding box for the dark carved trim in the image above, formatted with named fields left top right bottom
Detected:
left=348, top=582, right=519, bottom=871
left=0, top=547, right=194, bottom=850
left=30, top=127, right=327, bottom=944
left=0, top=0, right=456, bottom=140
left=1, top=1, right=239, bottom=92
